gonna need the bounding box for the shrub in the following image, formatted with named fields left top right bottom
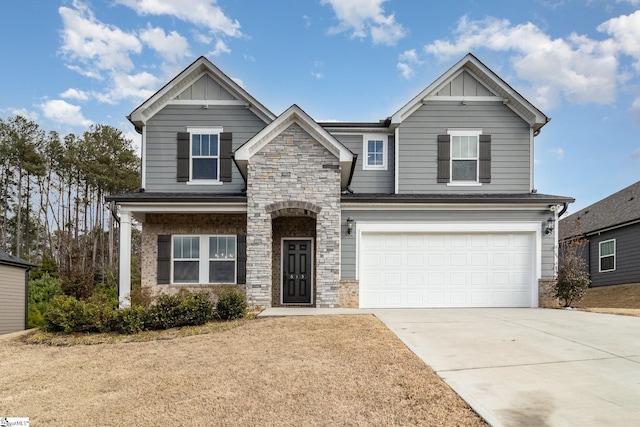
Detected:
left=129, top=285, right=154, bottom=309
left=146, top=290, right=214, bottom=329
left=44, top=295, right=94, bottom=333
left=111, top=306, right=147, bottom=334
left=554, top=236, right=591, bottom=307
left=28, top=273, right=64, bottom=328
left=216, top=289, right=247, bottom=320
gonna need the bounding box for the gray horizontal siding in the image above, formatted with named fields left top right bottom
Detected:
left=398, top=102, right=531, bottom=194
left=145, top=104, right=267, bottom=193
left=0, top=265, right=26, bottom=334
left=340, top=208, right=554, bottom=280
left=587, top=222, right=640, bottom=287
left=332, top=133, right=394, bottom=193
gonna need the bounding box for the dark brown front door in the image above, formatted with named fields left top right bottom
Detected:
left=282, top=239, right=312, bottom=304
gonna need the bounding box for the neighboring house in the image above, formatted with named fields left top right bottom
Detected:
left=0, top=250, right=34, bottom=334
left=107, top=53, right=573, bottom=309
left=559, top=181, right=640, bottom=287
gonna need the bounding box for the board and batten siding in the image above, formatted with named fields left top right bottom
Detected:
left=0, top=264, right=27, bottom=334
left=332, top=133, right=395, bottom=193
left=587, top=222, right=640, bottom=287
left=144, top=104, right=267, bottom=193
left=397, top=101, right=532, bottom=194
left=340, top=208, right=555, bottom=280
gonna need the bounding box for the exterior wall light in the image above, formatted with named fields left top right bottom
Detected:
left=346, top=216, right=355, bottom=235
left=545, top=216, right=555, bottom=235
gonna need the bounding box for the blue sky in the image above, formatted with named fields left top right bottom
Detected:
left=1, top=0, right=640, bottom=212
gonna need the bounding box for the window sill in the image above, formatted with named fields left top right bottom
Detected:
left=363, top=165, right=388, bottom=171
left=447, top=182, right=482, bottom=187
left=186, top=180, right=223, bottom=186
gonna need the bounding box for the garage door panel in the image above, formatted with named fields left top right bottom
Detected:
left=360, top=232, right=534, bottom=308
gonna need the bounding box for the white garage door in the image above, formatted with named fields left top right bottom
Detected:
left=360, top=232, right=535, bottom=308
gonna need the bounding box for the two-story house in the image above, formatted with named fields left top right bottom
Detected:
left=107, top=53, right=573, bottom=309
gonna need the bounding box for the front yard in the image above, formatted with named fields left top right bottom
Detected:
left=0, top=315, right=485, bottom=426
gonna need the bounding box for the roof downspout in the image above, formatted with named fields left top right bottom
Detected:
left=346, top=153, right=358, bottom=194
left=231, top=154, right=247, bottom=193
left=558, top=202, right=569, bottom=218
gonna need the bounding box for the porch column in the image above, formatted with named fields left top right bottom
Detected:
left=118, top=209, right=132, bottom=307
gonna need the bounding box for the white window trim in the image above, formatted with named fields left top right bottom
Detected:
left=171, top=234, right=237, bottom=284
left=187, top=126, right=223, bottom=183
left=599, top=239, right=616, bottom=272
left=447, top=129, right=482, bottom=185
left=363, top=134, right=388, bottom=170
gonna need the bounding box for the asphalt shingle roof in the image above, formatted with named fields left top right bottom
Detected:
left=0, top=250, right=34, bottom=269
left=559, top=180, right=640, bottom=239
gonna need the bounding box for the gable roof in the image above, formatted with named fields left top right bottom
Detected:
left=128, top=56, right=276, bottom=132
left=0, top=250, right=34, bottom=269
left=234, top=104, right=356, bottom=190
left=391, top=53, right=549, bottom=132
left=559, top=180, right=640, bottom=239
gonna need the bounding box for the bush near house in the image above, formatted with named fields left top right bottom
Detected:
left=43, top=288, right=246, bottom=334
left=27, top=273, right=64, bottom=328
left=554, top=236, right=591, bottom=307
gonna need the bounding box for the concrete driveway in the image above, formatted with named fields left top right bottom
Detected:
left=373, top=308, right=640, bottom=427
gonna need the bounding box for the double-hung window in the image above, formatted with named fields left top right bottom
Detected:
left=190, top=127, right=222, bottom=181
left=173, top=236, right=200, bottom=283
left=599, top=239, right=616, bottom=272
left=172, top=235, right=236, bottom=283
left=449, top=130, right=480, bottom=182
left=363, top=134, right=387, bottom=170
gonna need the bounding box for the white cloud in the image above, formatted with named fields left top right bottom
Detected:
left=548, top=147, right=565, bottom=159
left=61, top=88, right=90, bottom=101
left=39, top=99, right=93, bottom=128
left=231, top=77, right=244, bottom=88
left=59, top=0, right=142, bottom=75
left=397, top=62, right=413, bottom=79
left=397, top=49, right=422, bottom=79
left=424, top=16, right=620, bottom=110
left=321, top=0, right=406, bottom=46
left=597, top=10, right=640, bottom=71
left=311, top=71, right=324, bottom=79
left=116, top=0, right=242, bottom=37
left=208, top=39, right=231, bottom=56
left=140, top=26, right=190, bottom=63
left=8, top=108, right=39, bottom=121
left=105, top=71, right=160, bottom=103
left=631, top=148, right=640, bottom=160
left=632, top=97, right=640, bottom=123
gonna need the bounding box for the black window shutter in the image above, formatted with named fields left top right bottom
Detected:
left=437, top=134, right=450, bottom=183
left=236, top=234, right=246, bottom=284
left=479, top=134, right=491, bottom=183
left=177, top=132, right=190, bottom=182
left=157, top=235, right=171, bottom=284
left=220, top=132, right=233, bottom=182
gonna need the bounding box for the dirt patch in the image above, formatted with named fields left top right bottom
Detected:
left=574, top=283, right=640, bottom=317
left=0, top=315, right=485, bottom=426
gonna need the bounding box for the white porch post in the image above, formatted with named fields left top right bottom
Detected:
left=118, top=209, right=132, bottom=307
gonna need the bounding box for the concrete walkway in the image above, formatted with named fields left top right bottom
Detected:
left=260, top=307, right=640, bottom=426
left=374, top=308, right=640, bottom=427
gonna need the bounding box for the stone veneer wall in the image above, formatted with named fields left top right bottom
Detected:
left=246, top=123, right=341, bottom=308
left=141, top=213, right=247, bottom=296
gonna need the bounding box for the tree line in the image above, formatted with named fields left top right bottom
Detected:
left=0, top=115, right=140, bottom=298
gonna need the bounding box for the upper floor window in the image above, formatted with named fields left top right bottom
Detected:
left=449, top=130, right=480, bottom=182
left=438, top=130, right=490, bottom=185
left=599, top=239, right=616, bottom=272
left=363, top=134, right=387, bottom=170
left=177, top=129, right=233, bottom=184
left=190, top=127, right=222, bottom=181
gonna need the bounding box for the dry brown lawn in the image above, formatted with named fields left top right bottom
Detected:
left=0, top=315, right=485, bottom=426
left=576, top=283, right=640, bottom=317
